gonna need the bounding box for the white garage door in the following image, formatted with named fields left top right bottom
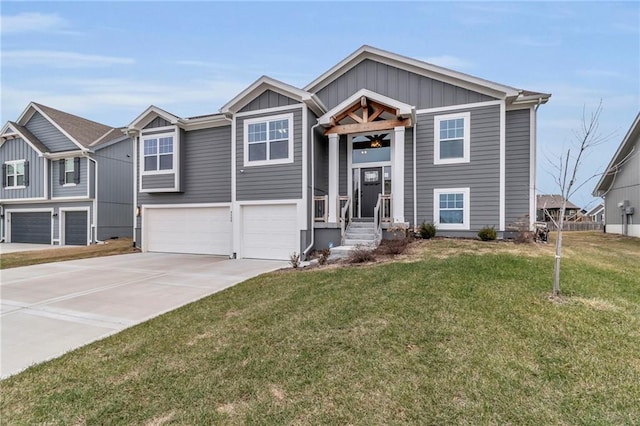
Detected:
left=145, top=207, right=231, bottom=255
left=241, top=204, right=298, bottom=260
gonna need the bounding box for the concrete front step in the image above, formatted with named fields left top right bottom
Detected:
left=347, top=223, right=376, bottom=229
left=344, top=233, right=376, bottom=241
left=328, top=244, right=376, bottom=260
left=343, top=238, right=378, bottom=246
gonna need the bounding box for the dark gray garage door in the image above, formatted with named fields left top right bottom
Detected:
left=10, top=212, right=51, bottom=244
left=65, top=211, right=88, bottom=245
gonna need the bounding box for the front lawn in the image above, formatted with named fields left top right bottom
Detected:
left=1, top=232, right=639, bottom=424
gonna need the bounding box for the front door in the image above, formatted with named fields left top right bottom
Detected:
left=360, top=167, right=382, bottom=217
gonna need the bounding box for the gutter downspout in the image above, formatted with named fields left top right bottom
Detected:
left=85, top=155, right=102, bottom=244
left=413, top=121, right=418, bottom=231
left=302, top=122, right=321, bottom=260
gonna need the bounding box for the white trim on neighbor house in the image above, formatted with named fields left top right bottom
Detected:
left=51, top=196, right=90, bottom=200
left=0, top=197, right=47, bottom=203
left=140, top=125, right=177, bottom=136
left=3, top=159, right=26, bottom=189
left=433, top=112, right=470, bottom=165
left=59, top=206, right=91, bottom=246
left=606, top=224, right=640, bottom=238
left=433, top=187, right=470, bottom=231
left=0, top=122, right=46, bottom=155
left=4, top=207, right=54, bottom=244
left=304, top=45, right=519, bottom=100
left=132, top=134, right=138, bottom=244
left=529, top=106, right=537, bottom=229
left=243, top=113, right=294, bottom=167
left=413, top=121, right=418, bottom=228
left=499, top=101, right=506, bottom=231
left=415, top=100, right=503, bottom=116
left=235, top=103, right=305, bottom=118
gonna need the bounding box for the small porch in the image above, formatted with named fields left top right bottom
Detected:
left=312, top=89, right=415, bottom=246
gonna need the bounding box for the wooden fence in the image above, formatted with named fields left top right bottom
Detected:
left=546, top=222, right=604, bottom=231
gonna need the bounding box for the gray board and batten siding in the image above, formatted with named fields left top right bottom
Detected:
left=415, top=104, right=501, bottom=230
left=96, top=137, right=134, bottom=239
left=51, top=157, right=88, bottom=198
left=504, top=109, right=532, bottom=228
left=236, top=107, right=303, bottom=201
left=137, top=125, right=232, bottom=203
left=239, top=90, right=300, bottom=113
left=144, top=116, right=172, bottom=129
left=403, top=127, right=414, bottom=223
left=604, top=141, right=640, bottom=226
left=316, top=59, right=496, bottom=111
left=25, top=112, right=78, bottom=152
left=0, top=138, right=45, bottom=200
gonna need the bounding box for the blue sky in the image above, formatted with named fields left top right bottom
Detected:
left=1, top=1, right=638, bottom=209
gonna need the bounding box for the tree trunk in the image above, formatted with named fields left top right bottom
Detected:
left=553, top=204, right=566, bottom=297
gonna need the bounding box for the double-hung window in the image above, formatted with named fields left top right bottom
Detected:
left=64, top=158, right=75, bottom=184
left=244, top=113, right=294, bottom=166
left=434, top=112, right=470, bottom=164
left=3, top=160, right=25, bottom=188
left=143, top=136, right=174, bottom=172
left=434, top=188, right=470, bottom=230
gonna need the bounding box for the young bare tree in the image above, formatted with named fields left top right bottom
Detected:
left=546, top=101, right=610, bottom=297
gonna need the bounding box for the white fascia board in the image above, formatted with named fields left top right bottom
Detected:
left=29, top=103, right=87, bottom=152
left=126, top=105, right=181, bottom=131
left=593, top=112, right=640, bottom=195
left=0, top=123, right=46, bottom=155
left=45, top=150, right=87, bottom=160
left=317, top=88, right=415, bottom=126
left=220, top=75, right=321, bottom=115
left=304, top=45, right=520, bottom=99
left=178, top=115, right=231, bottom=131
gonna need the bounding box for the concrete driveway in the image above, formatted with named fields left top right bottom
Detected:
left=0, top=243, right=62, bottom=254
left=0, top=253, right=287, bottom=379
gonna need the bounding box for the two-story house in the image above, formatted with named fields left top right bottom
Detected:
left=0, top=103, right=133, bottom=245
left=127, top=46, right=550, bottom=260
left=593, top=112, right=639, bottom=237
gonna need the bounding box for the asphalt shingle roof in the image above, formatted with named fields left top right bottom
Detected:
left=33, top=103, right=116, bottom=148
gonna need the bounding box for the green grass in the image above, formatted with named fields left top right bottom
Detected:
left=2, top=232, right=639, bottom=424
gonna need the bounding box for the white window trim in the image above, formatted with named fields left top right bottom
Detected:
left=434, top=112, right=470, bottom=165
left=140, top=131, right=177, bottom=175
left=4, top=159, right=26, bottom=189
left=243, top=113, right=294, bottom=167
left=433, top=187, right=470, bottom=230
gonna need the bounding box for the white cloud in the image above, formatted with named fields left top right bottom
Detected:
left=421, top=55, right=473, bottom=70
left=1, top=12, right=68, bottom=34
left=2, top=50, right=135, bottom=68
left=1, top=77, right=249, bottom=125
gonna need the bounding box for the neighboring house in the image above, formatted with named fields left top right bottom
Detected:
left=0, top=103, right=133, bottom=245
left=586, top=203, right=605, bottom=223
left=536, top=194, right=580, bottom=223
left=127, top=45, right=550, bottom=260
left=593, top=112, right=639, bottom=237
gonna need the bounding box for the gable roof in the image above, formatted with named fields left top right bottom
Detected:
left=537, top=194, right=580, bottom=210
left=586, top=203, right=605, bottom=216
left=592, top=112, right=640, bottom=196
left=0, top=121, right=49, bottom=154
left=305, top=45, right=550, bottom=105
left=126, top=105, right=230, bottom=132
left=220, top=75, right=326, bottom=116
left=14, top=102, right=117, bottom=150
